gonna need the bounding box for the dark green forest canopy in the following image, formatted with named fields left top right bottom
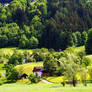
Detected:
left=0, top=0, right=92, bottom=50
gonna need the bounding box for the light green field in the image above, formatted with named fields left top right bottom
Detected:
left=43, top=76, right=64, bottom=83
left=15, top=62, right=43, bottom=75
left=0, top=83, right=92, bottom=92
left=74, top=46, right=85, bottom=53
left=0, top=47, right=32, bottom=56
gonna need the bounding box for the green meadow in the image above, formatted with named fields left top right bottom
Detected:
left=15, top=62, right=43, bottom=75
left=0, top=46, right=92, bottom=92
left=0, top=83, right=92, bottom=92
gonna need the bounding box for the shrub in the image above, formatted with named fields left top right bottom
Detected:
left=43, top=54, right=58, bottom=73
left=6, top=68, right=20, bottom=82
left=82, top=57, right=91, bottom=67
left=34, top=53, right=45, bottom=62
left=4, top=64, right=20, bottom=82
left=88, top=66, right=92, bottom=80
left=77, top=51, right=86, bottom=60
left=56, top=64, right=65, bottom=76
left=26, top=58, right=36, bottom=62
left=8, top=51, right=24, bottom=65
left=28, top=74, right=40, bottom=83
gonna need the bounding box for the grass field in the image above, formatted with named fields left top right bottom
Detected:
left=74, top=46, right=85, bottom=53
left=43, top=76, right=64, bottom=83
left=15, top=62, right=43, bottom=75
left=0, top=83, right=92, bottom=92
left=0, top=47, right=33, bottom=56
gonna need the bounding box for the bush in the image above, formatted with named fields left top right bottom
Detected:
left=8, top=51, right=24, bottom=65
left=43, top=54, right=58, bottom=73
left=6, top=68, right=20, bottom=82
left=4, top=64, right=20, bottom=82
left=26, top=58, right=36, bottom=62
left=28, top=74, right=40, bottom=83
left=82, top=57, right=91, bottom=67
left=56, top=65, right=65, bottom=76
left=32, top=48, right=48, bottom=62
left=34, top=53, right=45, bottom=62
left=77, top=51, right=86, bottom=60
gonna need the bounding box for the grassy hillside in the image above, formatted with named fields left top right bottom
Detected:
left=74, top=46, right=85, bottom=53
left=15, top=62, right=43, bottom=75
left=0, top=47, right=32, bottom=56
left=43, top=76, right=64, bottom=83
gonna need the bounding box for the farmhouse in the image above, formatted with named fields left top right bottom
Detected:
left=33, top=67, right=49, bottom=77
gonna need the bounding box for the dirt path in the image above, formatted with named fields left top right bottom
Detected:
left=40, top=78, right=56, bottom=84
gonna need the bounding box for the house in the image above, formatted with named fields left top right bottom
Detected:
left=33, top=67, right=44, bottom=77
left=33, top=61, right=61, bottom=77
left=33, top=67, right=50, bottom=77
left=33, top=66, right=57, bottom=77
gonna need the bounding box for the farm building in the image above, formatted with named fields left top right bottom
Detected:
left=33, top=67, right=49, bottom=77
left=20, top=73, right=28, bottom=79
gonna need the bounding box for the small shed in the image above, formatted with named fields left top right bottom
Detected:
left=20, top=73, right=28, bottom=79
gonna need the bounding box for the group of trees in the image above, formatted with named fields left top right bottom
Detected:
left=85, top=28, right=92, bottom=54
left=1, top=46, right=92, bottom=85
left=0, top=0, right=92, bottom=50
left=43, top=47, right=91, bottom=86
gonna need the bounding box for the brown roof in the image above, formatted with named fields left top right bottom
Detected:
left=33, top=67, right=44, bottom=72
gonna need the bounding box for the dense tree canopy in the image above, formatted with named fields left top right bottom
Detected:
left=0, top=0, right=92, bottom=50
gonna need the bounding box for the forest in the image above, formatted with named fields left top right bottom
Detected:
left=0, top=0, right=92, bottom=51
left=1, top=1, right=92, bottom=91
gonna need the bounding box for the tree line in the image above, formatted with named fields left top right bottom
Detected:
left=0, top=0, right=92, bottom=52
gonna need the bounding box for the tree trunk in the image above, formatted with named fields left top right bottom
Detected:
left=72, top=76, right=76, bottom=87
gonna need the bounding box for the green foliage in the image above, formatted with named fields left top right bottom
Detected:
left=76, top=32, right=82, bottom=46
left=0, top=23, right=20, bottom=47
left=28, top=74, right=40, bottom=83
left=64, top=62, right=79, bottom=87
left=8, top=51, right=24, bottom=65
left=79, top=67, right=88, bottom=86
left=82, top=57, right=91, bottom=66
left=81, top=31, right=88, bottom=45
left=85, top=28, right=92, bottom=54
left=43, top=54, right=58, bottom=73
left=72, top=33, right=78, bottom=46
left=0, top=0, right=92, bottom=50
left=0, top=35, right=8, bottom=48
left=26, top=58, right=36, bottom=63
left=19, top=36, right=39, bottom=49
left=19, top=35, right=29, bottom=49
left=88, top=66, right=92, bottom=80
left=4, top=64, right=20, bottom=82
left=29, top=36, right=39, bottom=49
left=56, top=63, right=65, bottom=76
